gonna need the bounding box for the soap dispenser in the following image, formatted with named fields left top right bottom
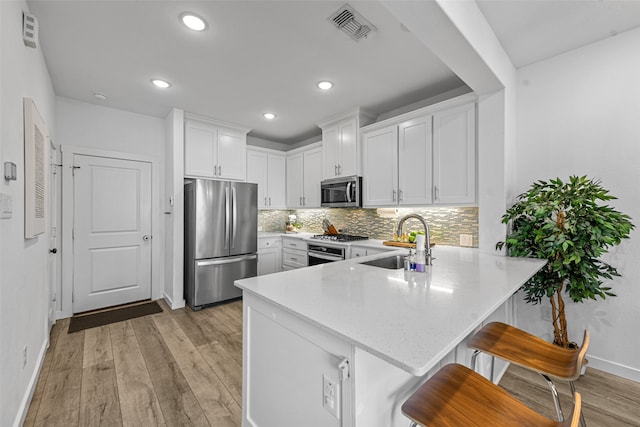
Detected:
left=415, top=234, right=426, bottom=272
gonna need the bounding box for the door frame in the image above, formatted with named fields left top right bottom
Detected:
left=59, top=145, right=162, bottom=319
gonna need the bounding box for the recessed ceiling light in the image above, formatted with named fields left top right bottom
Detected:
left=263, top=113, right=276, bottom=120
left=317, top=81, right=333, bottom=90
left=151, top=79, right=171, bottom=89
left=180, top=12, right=207, bottom=31
left=93, top=92, right=107, bottom=100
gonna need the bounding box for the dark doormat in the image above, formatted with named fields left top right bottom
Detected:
left=68, top=301, right=163, bottom=333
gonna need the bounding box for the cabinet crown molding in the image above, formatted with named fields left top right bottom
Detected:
left=316, top=107, right=376, bottom=129
left=361, top=93, right=477, bottom=134
left=184, top=112, right=252, bottom=134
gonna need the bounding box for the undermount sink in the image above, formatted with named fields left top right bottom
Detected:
left=360, top=255, right=405, bottom=270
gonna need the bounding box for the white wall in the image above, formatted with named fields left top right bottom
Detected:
left=0, top=1, right=56, bottom=425
left=163, top=108, right=185, bottom=309
left=55, top=97, right=166, bottom=317
left=515, top=27, right=640, bottom=380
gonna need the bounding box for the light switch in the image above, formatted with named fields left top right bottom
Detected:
left=4, top=162, right=17, bottom=180
left=0, top=193, right=12, bottom=219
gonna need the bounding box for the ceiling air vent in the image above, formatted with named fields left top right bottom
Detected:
left=328, top=4, right=376, bottom=42
left=23, top=12, right=38, bottom=48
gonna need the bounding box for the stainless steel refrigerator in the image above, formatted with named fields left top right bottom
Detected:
left=184, top=178, right=258, bottom=310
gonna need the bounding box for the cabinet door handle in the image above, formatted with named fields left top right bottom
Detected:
left=299, top=196, right=303, bottom=206
left=392, top=189, right=396, bottom=201
left=264, top=197, right=267, bottom=206
left=219, top=165, right=222, bottom=176
left=338, top=164, right=342, bottom=175
left=303, top=196, right=306, bottom=206
left=268, top=197, right=271, bottom=206
left=399, top=189, right=403, bottom=202
left=434, top=185, right=438, bottom=200
left=334, top=165, right=338, bottom=176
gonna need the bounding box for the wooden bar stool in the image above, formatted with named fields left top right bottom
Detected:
left=402, top=363, right=582, bottom=427
left=468, top=322, right=589, bottom=426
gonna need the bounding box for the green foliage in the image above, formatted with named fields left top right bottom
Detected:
left=497, top=176, right=634, bottom=304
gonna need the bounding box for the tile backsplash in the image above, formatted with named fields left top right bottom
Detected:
left=258, top=207, right=479, bottom=247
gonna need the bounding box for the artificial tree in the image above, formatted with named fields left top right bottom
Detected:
left=497, top=176, right=634, bottom=348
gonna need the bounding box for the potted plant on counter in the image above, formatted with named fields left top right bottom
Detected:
left=497, top=176, right=634, bottom=348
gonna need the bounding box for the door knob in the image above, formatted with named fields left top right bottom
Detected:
left=49, top=248, right=57, bottom=254
left=143, top=235, right=151, bottom=241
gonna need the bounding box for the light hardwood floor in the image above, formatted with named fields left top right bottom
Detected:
left=25, top=299, right=640, bottom=426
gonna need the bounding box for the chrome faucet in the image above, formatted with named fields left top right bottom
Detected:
left=396, top=214, right=432, bottom=265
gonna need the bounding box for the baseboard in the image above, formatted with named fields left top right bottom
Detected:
left=12, top=337, right=49, bottom=427
left=162, top=292, right=185, bottom=310
left=586, top=355, right=640, bottom=382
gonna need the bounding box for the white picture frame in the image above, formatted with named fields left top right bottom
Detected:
left=24, top=97, right=48, bottom=238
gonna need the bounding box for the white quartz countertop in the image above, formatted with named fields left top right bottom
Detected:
left=236, top=246, right=546, bottom=376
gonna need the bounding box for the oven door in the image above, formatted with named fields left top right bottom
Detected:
left=307, top=244, right=345, bottom=266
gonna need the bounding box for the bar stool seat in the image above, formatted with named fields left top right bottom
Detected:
left=401, top=363, right=582, bottom=427
left=468, top=322, right=589, bottom=425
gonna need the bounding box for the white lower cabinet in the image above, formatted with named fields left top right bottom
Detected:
left=349, top=245, right=392, bottom=259
left=243, top=294, right=351, bottom=427
left=257, top=236, right=281, bottom=276
left=242, top=288, right=515, bottom=427
left=281, top=237, right=307, bottom=270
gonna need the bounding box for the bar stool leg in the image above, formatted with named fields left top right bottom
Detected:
left=541, top=374, right=564, bottom=421
left=471, top=349, right=479, bottom=370
left=570, top=381, right=587, bottom=427
left=470, top=350, right=495, bottom=382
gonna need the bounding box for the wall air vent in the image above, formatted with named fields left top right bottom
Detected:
left=23, top=12, right=38, bottom=48
left=328, top=4, right=376, bottom=41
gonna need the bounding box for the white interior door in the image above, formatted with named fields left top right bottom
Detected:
left=48, top=142, right=59, bottom=327
left=72, top=154, right=152, bottom=313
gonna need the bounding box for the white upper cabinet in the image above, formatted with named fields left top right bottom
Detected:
left=318, top=109, right=374, bottom=180
left=286, top=152, right=304, bottom=208
left=398, top=115, right=433, bottom=205
left=247, top=148, right=286, bottom=209
left=433, top=102, right=476, bottom=204
left=184, top=116, right=249, bottom=180
left=362, top=116, right=432, bottom=207
left=362, top=95, right=477, bottom=207
left=286, top=145, right=322, bottom=208
left=302, top=147, right=322, bottom=207
left=362, top=125, right=398, bottom=206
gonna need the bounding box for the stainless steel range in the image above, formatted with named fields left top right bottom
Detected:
left=307, top=234, right=369, bottom=266
left=310, top=234, right=369, bottom=243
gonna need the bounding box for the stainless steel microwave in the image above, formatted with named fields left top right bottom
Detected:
left=320, top=176, right=362, bottom=208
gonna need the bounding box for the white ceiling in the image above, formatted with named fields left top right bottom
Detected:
left=26, top=1, right=640, bottom=145
left=477, top=0, right=640, bottom=68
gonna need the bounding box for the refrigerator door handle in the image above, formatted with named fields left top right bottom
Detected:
left=225, top=186, right=230, bottom=250
left=232, top=186, right=237, bottom=249
left=196, top=254, right=258, bottom=267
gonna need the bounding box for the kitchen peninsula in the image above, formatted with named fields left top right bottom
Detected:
left=236, top=246, right=546, bottom=427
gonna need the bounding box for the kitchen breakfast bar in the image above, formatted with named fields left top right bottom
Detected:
left=235, top=246, right=546, bottom=427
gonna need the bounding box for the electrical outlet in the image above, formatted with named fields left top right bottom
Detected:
left=322, top=374, right=340, bottom=419
left=460, top=234, right=473, bottom=247
left=23, top=345, right=28, bottom=368
left=542, top=306, right=552, bottom=322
